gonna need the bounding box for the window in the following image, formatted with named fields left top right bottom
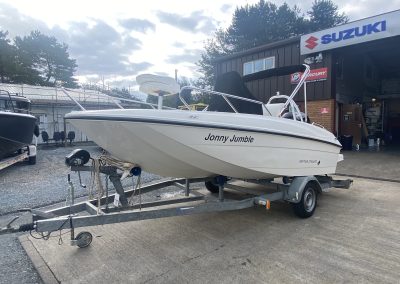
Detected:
left=254, top=59, right=264, bottom=73
left=243, top=62, right=253, bottom=76
left=243, top=56, right=275, bottom=75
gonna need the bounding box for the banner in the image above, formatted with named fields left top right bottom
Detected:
left=300, top=10, right=400, bottom=55
left=290, top=68, right=328, bottom=84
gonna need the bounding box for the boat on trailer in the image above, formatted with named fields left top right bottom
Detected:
left=0, top=91, right=37, bottom=159
left=65, top=64, right=343, bottom=179
left=0, top=65, right=352, bottom=248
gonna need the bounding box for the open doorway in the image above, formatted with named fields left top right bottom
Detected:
left=334, top=36, right=400, bottom=147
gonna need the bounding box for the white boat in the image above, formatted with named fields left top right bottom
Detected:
left=65, top=65, right=343, bottom=179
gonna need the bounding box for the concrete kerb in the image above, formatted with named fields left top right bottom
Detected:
left=19, top=235, right=59, bottom=284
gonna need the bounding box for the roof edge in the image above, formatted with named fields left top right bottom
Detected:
left=213, top=36, right=300, bottom=63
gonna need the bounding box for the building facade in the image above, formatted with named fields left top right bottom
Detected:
left=215, top=10, right=400, bottom=146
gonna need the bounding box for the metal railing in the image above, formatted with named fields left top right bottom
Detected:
left=178, top=64, right=311, bottom=122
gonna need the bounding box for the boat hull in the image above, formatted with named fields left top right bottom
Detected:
left=66, top=109, right=342, bottom=179
left=0, top=111, right=37, bottom=158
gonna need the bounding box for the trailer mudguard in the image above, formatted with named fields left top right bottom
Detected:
left=286, top=176, right=322, bottom=203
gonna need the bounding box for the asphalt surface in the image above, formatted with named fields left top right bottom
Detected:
left=24, top=178, right=400, bottom=283
left=1, top=145, right=399, bottom=283
left=0, top=145, right=161, bottom=284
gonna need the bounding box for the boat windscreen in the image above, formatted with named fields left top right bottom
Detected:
left=243, top=65, right=306, bottom=82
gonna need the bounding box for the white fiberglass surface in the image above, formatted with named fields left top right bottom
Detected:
left=66, top=109, right=340, bottom=147
left=69, top=112, right=341, bottom=178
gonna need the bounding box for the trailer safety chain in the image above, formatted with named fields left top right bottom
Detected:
left=28, top=215, right=73, bottom=245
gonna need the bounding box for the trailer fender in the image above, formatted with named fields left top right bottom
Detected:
left=27, top=145, right=37, bottom=157
left=286, top=176, right=322, bottom=203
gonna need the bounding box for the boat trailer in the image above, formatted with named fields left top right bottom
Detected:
left=0, top=149, right=352, bottom=248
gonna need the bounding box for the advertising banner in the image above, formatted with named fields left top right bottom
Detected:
left=300, top=10, right=400, bottom=55
left=290, top=68, right=328, bottom=84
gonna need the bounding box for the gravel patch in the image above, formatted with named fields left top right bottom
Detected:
left=0, top=144, right=163, bottom=283
left=0, top=145, right=161, bottom=215
left=0, top=232, right=43, bottom=284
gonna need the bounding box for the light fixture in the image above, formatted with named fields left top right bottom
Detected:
left=372, top=98, right=376, bottom=102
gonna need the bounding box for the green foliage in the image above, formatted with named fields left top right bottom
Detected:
left=197, top=0, right=348, bottom=88
left=0, top=31, right=16, bottom=83
left=308, top=0, right=348, bottom=31
left=15, top=31, right=78, bottom=87
left=0, top=30, right=78, bottom=87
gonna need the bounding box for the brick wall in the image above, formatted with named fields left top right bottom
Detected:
left=298, top=99, right=336, bottom=133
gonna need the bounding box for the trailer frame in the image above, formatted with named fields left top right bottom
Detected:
left=0, top=145, right=36, bottom=171
left=1, top=160, right=352, bottom=248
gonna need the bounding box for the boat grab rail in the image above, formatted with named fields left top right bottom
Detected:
left=267, top=95, right=304, bottom=122
left=178, top=64, right=310, bottom=123
left=179, top=86, right=269, bottom=114
left=60, top=88, right=176, bottom=111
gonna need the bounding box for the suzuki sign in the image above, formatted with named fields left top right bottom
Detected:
left=300, top=10, right=400, bottom=55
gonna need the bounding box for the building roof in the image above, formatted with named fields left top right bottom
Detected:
left=214, top=36, right=300, bottom=63
left=0, top=83, right=121, bottom=106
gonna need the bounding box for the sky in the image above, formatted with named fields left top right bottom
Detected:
left=0, top=0, right=399, bottom=91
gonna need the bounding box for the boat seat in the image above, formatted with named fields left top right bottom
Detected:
left=263, top=103, right=285, bottom=117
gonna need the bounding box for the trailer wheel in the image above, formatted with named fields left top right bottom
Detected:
left=292, top=183, right=318, bottom=218
left=28, top=155, right=36, bottom=165
left=205, top=181, right=219, bottom=193
left=75, top=231, right=93, bottom=248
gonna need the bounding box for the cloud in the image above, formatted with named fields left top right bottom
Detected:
left=166, top=48, right=202, bottom=64
left=64, top=20, right=150, bottom=76
left=220, top=4, right=232, bottom=13
left=0, top=3, right=49, bottom=37
left=0, top=3, right=152, bottom=77
left=172, top=41, right=186, bottom=48
left=156, top=10, right=217, bottom=33
left=119, top=18, right=155, bottom=33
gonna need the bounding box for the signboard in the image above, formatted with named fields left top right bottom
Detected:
left=300, top=10, right=400, bottom=55
left=290, top=67, right=328, bottom=84
left=320, top=107, right=329, bottom=114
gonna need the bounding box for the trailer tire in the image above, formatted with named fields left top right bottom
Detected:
left=28, top=155, right=36, bottom=165
left=205, top=181, right=219, bottom=193
left=292, top=183, right=318, bottom=218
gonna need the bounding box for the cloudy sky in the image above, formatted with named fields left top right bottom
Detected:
left=0, top=0, right=399, bottom=90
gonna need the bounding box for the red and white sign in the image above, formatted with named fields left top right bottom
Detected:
left=290, top=67, right=328, bottom=84
left=320, top=107, right=329, bottom=114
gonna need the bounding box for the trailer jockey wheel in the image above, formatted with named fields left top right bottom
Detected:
left=75, top=231, right=93, bottom=248
left=292, top=183, right=318, bottom=218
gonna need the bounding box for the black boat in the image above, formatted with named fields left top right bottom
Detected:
left=0, top=91, right=37, bottom=159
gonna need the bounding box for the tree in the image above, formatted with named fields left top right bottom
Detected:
left=0, top=31, right=16, bottom=83
left=308, top=0, right=348, bottom=31
left=15, top=31, right=78, bottom=87
left=197, top=0, right=348, bottom=87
